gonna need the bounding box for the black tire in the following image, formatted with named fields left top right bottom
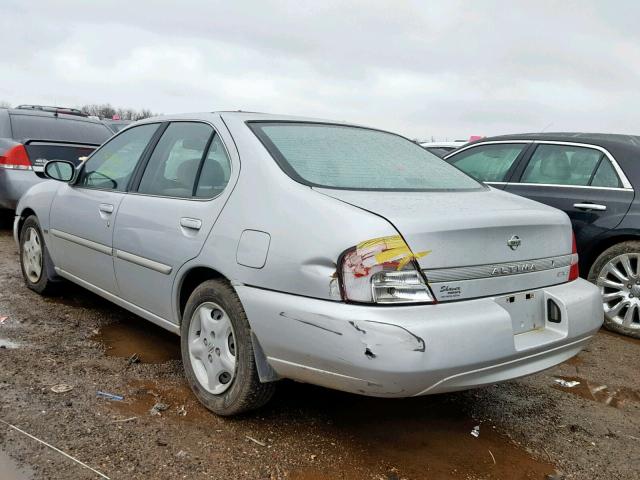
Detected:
left=180, top=279, right=275, bottom=416
left=588, top=241, right=640, bottom=339
left=19, top=215, right=59, bottom=295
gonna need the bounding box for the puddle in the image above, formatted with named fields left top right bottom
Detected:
left=92, top=319, right=180, bottom=364
left=553, top=375, right=640, bottom=409
left=0, top=450, right=32, bottom=480
left=0, top=338, right=20, bottom=349
left=108, top=379, right=213, bottom=422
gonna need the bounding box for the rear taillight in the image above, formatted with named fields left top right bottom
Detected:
left=0, top=144, right=32, bottom=170
left=339, top=235, right=436, bottom=304
left=568, top=232, right=579, bottom=281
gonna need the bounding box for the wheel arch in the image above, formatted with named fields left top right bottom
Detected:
left=583, top=231, right=640, bottom=275
left=175, top=265, right=280, bottom=383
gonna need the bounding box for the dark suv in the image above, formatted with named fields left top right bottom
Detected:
left=0, top=105, right=113, bottom=211
left=445, top=132, right=640, bottom=338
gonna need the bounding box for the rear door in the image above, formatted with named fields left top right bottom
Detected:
left=445, top=141, right=532, bottom=189
left=112, top=119, right=236, bottom=322
left=504, top=141, right=634, bottom=248
left=48, top=123, right=161, bottom=294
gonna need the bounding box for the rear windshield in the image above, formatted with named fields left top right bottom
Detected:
left=10, top=114, right=113, bottom=145
left=250, top=122, right=481, bottom=191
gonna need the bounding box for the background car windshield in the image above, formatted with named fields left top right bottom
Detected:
left=251, top=123, right=481, bottom=190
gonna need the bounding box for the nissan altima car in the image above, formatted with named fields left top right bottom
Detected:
left=13, top=113, right=603, bottom=415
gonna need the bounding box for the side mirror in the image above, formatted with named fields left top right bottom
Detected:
left=44, top=160, right=75, bottom=182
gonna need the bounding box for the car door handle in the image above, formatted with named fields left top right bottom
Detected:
left=180, top=218, right=202, bottom=230
left=574, top=203, right=607, bottom=211
left=99, top=203, right=114, bottom=214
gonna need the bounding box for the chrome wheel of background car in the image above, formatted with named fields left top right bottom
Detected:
left=22, top=227, right=43, bottom=283
left=597, top=253, right=640, bottom=331
left=187, top=301, right=237, bottom=395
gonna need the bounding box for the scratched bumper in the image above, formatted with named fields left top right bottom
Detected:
left=236, top=278, right=603, bottom=397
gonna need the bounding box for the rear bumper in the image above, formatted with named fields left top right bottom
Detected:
left=0, top=169, right=43, bottom=210
left=237, top=278, right=603, bottom=397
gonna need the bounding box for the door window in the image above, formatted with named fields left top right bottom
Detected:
left=195, top=135, right=232, bottom=198
left=448, top=144, right=525, bottom=182
left=591, top=159, right=622, bottom=188
left=521, top=144, right=606, bottom=186
left=137, top=122, right=213, bottom=198
left=77, top=123, right=159, bottom=191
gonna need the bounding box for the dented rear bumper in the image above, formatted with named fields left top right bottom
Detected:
left=236, top=278, right=603, bottom=397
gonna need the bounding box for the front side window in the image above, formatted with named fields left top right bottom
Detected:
left=448, top=144, right=526, bottom=182
left=250, top=122, right=481, bottom=191
left=521, top=144, right=605, bottom=186
left=77, top=123, right=159, bottom=191
left=137, top=122, right=213, bottom=198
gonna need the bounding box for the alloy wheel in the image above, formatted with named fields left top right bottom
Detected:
left=597, top=253, right=640, bottom=331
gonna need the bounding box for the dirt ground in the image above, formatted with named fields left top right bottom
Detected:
left=0, top=225, right=639, bottom=480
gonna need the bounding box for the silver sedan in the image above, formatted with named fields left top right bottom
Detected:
left=13, top=112, right=603, bottom=415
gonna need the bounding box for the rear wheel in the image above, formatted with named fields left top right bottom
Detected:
left=180, top=279, right=275, bottom=416
left=588, top=241, right=640, bottom=339
left=19, top=215, right=58, bottom=295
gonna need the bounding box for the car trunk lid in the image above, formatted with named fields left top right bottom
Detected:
left=316, top=187, right=573, bottom=301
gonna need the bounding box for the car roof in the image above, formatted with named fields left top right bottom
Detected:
left=5, top=107, right=108, bottom=125
left=472, top=132, right=640, bottom=151
left=136, top=111, right=367, bottom=127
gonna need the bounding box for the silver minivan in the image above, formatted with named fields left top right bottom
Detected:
left=14, top=112, right=603, bottom=415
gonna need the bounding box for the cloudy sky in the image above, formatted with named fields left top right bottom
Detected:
left=1, top=1, right=638, bottom=140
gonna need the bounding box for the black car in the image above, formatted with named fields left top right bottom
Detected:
left=0, top=105, right=113, bottom=212
left=445, top=132, right=640, bottom=338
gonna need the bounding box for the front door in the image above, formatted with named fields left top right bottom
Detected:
left=113, top=120, right=235, bottom=322
left=48, top=123, right=161, bottom=294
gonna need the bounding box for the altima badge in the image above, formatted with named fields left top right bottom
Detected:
left=507, top=235, right=521, bottom=250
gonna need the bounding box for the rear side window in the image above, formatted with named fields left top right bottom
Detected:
left=77, top=123, right=159, bottom=191
left=250, top=122, right=481, bottom=191
left=591, top=158, right=622, bottom=188
left=448, top=144, right=525, bottom=182
left=195, top=135, right=232, bottom=198
left=10, top=114, right=112, bottom=144
left=137, top=122, right=214, bottom=198
left=521, top=144, right=605, bottom=186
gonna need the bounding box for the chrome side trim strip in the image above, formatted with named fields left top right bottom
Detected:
left=511, top=182, right=632, bottom=192
left=115, top=249, right=172, bottom=275
left=425, top=254, right=573, bottom=283
left=54, top=267, right=179, bottom=334
left=50, top=229, right=113, bottom=256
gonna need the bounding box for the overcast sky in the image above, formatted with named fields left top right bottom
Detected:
left=1, top=1, right=638, bottom=140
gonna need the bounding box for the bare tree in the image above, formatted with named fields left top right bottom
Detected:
left=77, top=103, right=156, bottom=120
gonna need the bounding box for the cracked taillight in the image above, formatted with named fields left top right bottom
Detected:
left=339, top=235, right=436, bottom=304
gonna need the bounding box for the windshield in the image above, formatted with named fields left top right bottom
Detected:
left=250, top=122, right=482, bottom=191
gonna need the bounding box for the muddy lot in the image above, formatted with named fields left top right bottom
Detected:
left=0, top=226, right=639, bottom=480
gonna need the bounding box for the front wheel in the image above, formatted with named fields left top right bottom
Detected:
left=19, top=215, right=58, bottom=295
left=588, top=241, right=640, bottom=339
left=180, top=279, right=275, bottom=416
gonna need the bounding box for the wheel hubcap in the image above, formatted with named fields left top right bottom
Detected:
left=187, top=302, right=237, bottom=394
left=22, top=227, right=43, bottom=284
left=597, top=253, right=640, bottom=330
